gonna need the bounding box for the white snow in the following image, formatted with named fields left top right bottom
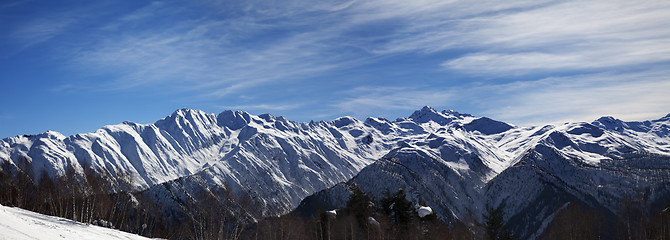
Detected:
left=417, top=206, right=433, bottom=218
left=2, top=106, right=670, bottom=228
left=326, top=209, right=337, bottom=219
left=0, top=204, right=157, bottom=240
left=367, top=216, right=380, bottom=228
left=304, top=110, right=670, bottom=239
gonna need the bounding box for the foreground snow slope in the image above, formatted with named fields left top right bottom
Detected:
left=0, top=204, right=156, bottom=240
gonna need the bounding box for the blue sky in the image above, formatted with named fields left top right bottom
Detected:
left=1, top=0, right=669, bottom=138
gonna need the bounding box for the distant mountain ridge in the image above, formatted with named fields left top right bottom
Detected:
left=295, top=109, right=670, bottom=239
left=1, top=107, right=475, bottom=214
left=2, top=107, right=670, bottom=238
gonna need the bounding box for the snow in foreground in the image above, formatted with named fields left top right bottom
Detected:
left=0, top=204, right=156, bottom=240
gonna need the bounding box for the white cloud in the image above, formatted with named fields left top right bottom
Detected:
left=36, top=0, right=670, bottom=124
left=442, top=53, right=580, bottom=75
left=219, top=103, right=303, bottom=111
left=433, top=0, right=670, bottom=75
left=68, top=5, right=362, bottom=95
left=442, top=45, right=670, bottom=75
left=332, top=69, right=670, bottom=125
left=474, top=70, right=670, bottom=125
left=11, top=16, right=75, bottom=49
left=331, top=0, right=670, bottom=76
left=59, top=0, right=670, bottom=91
left=333, top=86, right=454, bottom=117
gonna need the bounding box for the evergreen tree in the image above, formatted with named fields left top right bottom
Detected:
left=344, top=185, right=375, bottom=228
left=379, top=189, right=419, bottom=238
left=483, top=206, right=517, bottom=240
left=380, top=189, right=416, bottom=226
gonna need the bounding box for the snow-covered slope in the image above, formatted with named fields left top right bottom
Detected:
left=0, top=109, right=374, bottom=215
left=137, top=107, right=484, bottom=216
left=2, top=106, right=670, bottom=238
left=0, top=106, right=477, bottom=216
left=0, top=204, right=155, bottom=240
left=296, top=125, right=510, bottom=219
left=485, top=119, right=670, bottom=238
left=296, top=113, right=670, bottom=239
left=0, top=109, right=227, bottom=189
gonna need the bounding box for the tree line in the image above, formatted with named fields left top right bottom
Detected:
left=241, top=185, right=670, bottom=240
left=239, top=186, right=451, bottom=240
left=0, top=157, right=258, bottom=239
left=1, top=156, right=669, bottom=240
left=0, top=157, right=169, bottom=236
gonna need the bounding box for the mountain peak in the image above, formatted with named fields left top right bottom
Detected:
left=36, top=130, right=66, bottom=140
left=596, top=116, right=617, bottom=122
left=416, top=106, right=438, bottom=115
left=175, top=108, right=205, bottom=116
left=332, top=116, right=359, bottom=128
left=441, top=109, right=474, bottom=118
left=217, top=110, right=252, bottom=130
left=161, top=108, right=204, bottom=121
left=463, top=117, right=513, bottom=135
left=592, top=116, right=626, bottom=132
left=409, top=106, right=439, bottom=120
left=421, top=105, right=436, bottom=112
left=409, top=106, right=469, bottom=125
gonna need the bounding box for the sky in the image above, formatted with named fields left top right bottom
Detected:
left=1, top=0, right=669, bottom=138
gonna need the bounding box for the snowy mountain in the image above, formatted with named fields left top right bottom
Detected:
left=0, top=107, right=470, bottom=216
left=296, top=112, right=670, bottom=239
left=0, top=204, right=155, bottom=240
left=486, top=119, right=670, bottom=238
left=2, top=107, right=670, bottom=238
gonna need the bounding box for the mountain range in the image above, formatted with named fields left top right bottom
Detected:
left=2, top=106, right=669, bottom=239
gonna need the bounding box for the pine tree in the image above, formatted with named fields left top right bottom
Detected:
left=344, top=185, right=375, bottom=228
left=379, top=189, right=420, bottom=239
left=483, top=206, right=517, bottom=240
